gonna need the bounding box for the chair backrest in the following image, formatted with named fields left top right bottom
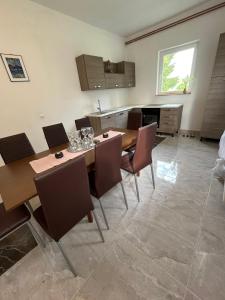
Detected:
left=75, top=117, right=91, bottom=130
left=94, top=135, right=122, bottom=198
left=42, top=123, right=69, bottom=148
left=132, top=123, right=157, bottom=173
left=0, top=133, right=35, bottom=164
left=34, top=157, right=94, bottom=241
left=127, top=109, right=143, bottom=130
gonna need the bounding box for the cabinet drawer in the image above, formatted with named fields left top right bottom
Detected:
left=88, top=79, right=105, bottom=90
left=160, top=114, right=178, bottom=121
left=158, top=126, right=176, bottom=133
left=160, top=119, right=177, bottom=127
left=100, top=115, right=116, bottom=129
left=160, top=109, right=178, bottom=116
left=115, top=111, right=128, bottom=128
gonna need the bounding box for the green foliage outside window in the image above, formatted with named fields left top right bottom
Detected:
left=161, top=54, right=192, bottom=93
left=161, top=54, right=179, bottom=92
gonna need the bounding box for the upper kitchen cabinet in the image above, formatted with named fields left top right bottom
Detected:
left=105, top=73, right=124, bottom=89
left=76, top=55, right=106, bottom=91
left=117, top=61, right=135, bottom=87
left=76, top=54, right=135, bottom=91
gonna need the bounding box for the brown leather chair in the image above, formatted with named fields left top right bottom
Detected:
left=33, top=156, right=104, bottom=276
left=127, top=109, right=143, bottom=130
left=121, top=123, right=157, bottom=201
left=42, top=123, right=69, bottom=148
left=88, top=135, right=128, bottom=229
left=126, top=109, right=143, bottom=153
left=0, top=203, right=43, bottom=247
left=75, top=117, right=91, bottom=130
left=0, top=133, right=35, bottom=164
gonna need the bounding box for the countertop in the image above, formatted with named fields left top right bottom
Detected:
left=87, top=104, right=183, bottom=118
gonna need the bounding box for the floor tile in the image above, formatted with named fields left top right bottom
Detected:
left=75, top=238, right=186, bottom=300
left=125, top=220, right=194, bottom=285
left=198, top=214, right=225, bottom=255
left=0, top=136, right=222, bottom=300
left=186, top=253, right=225, bottom=300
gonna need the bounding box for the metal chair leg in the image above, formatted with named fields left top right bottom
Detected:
left=56, top=241, right=77, bottom=276
left=26, top=202, right=34, bottom=213
left=92, top=210, right=104, bottom=242
left=134, top=174, right=140, bottom=202
left=28, top=221, right=46, bottom=248
left=99, top=198, right=109, bottom=230
left=120, top=182, right=128, bottom=209
left=150, top=164, right=155, bottom=189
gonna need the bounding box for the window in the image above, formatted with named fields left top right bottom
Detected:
left=157, top=41, right=198, bottom=95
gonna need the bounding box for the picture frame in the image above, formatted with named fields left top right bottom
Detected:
left=1, top=54, right=29, bottom=82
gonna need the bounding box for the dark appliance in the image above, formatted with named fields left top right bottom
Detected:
left=142, top=108, right=160, bottom=128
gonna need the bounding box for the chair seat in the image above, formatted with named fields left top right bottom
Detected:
left=0, top=204, right=31, bottom=240
left=120, top=152, right=134, bottom=174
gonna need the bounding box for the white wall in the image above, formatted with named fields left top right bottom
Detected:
left=125, top=5, right=225, bottom=131
left=0, top=0, right=128, bottom=165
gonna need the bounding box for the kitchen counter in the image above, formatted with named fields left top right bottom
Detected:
left=87, top=104, right=183, bottom=118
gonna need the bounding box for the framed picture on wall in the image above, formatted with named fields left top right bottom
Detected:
left=1, top=54, right=29, bottom=82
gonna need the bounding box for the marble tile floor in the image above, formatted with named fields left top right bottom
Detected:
left=0, top=136, right=224, bottom=300
left=0, top=224, right=37, bottom=276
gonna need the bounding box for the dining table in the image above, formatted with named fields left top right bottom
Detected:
left=0, top=128, right=137, bottom=222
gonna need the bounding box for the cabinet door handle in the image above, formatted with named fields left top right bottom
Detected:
left=115, top=84, right=119, bottom=87
left=119, top=112, right=124, bottom=115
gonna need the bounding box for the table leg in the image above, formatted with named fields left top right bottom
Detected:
left=87, top=211, right=93, bottom=223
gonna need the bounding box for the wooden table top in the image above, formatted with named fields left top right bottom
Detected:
left=0, top=128, right=137, bottom=212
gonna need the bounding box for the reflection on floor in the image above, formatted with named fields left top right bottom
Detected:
left=0, top=136, right=224, bottom=300
left=0, top=225, right=37, bottom=276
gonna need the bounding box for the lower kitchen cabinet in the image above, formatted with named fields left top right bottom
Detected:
left=89, top=110, right=129, bottom=132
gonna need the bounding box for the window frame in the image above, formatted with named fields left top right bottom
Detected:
left=156, top=40, right=198, bottom=96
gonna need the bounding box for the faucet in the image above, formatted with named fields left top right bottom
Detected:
left=97, top=99, right=102, bottom=113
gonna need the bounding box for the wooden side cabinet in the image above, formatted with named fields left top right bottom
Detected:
left=201, top=33, right=225, bottom=140
left=157, top=107, right=183, bottom=136
left=76, top=55, right=105, bottom=91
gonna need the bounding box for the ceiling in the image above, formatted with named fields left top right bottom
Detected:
left=31, top=0, right=211, bottom=37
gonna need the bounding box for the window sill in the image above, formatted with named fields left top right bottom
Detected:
left=156, top=92, right=191, bottom=96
